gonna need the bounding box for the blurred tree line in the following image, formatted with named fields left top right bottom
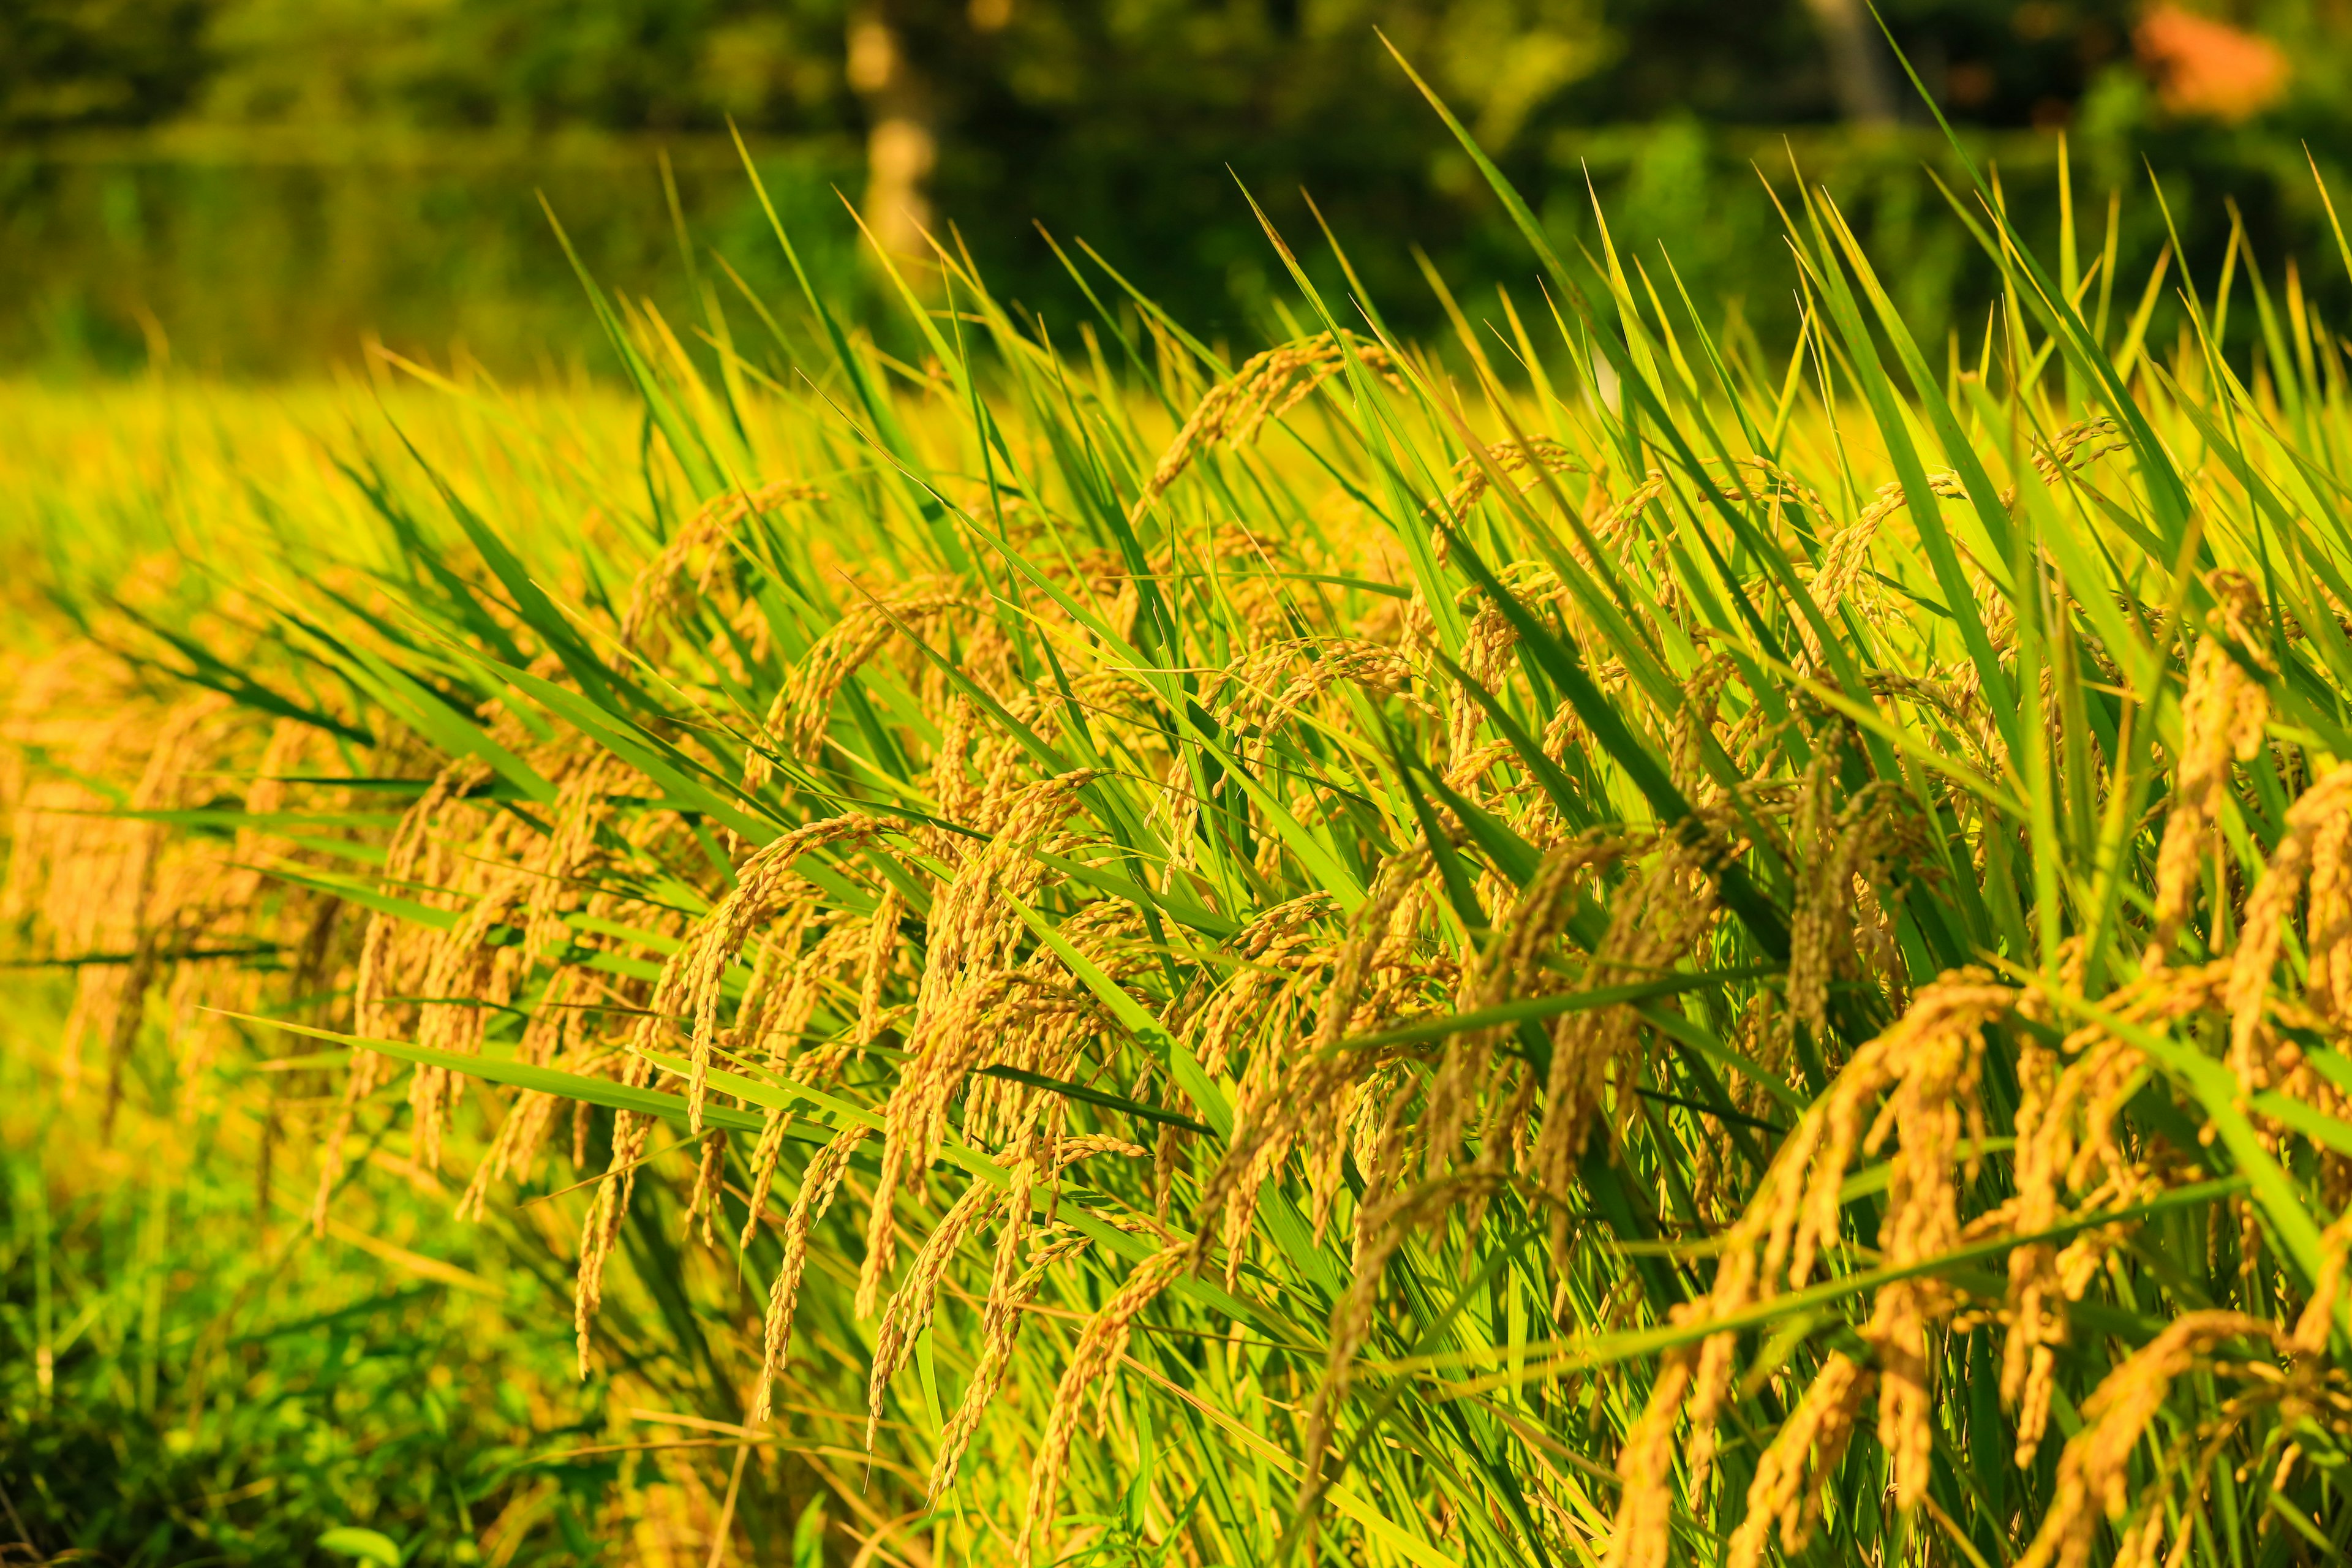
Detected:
left=4, top=0, right=2350, bottom=373
left=0, top=0, right=2174, bottom=139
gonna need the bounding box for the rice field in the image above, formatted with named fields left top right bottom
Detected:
left=13, top=108, right=2352, bottom=1565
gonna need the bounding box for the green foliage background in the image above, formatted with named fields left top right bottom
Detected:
left=0, top=971, right=616, bottom=1564
left=9, top=0, right=2352, bottom=374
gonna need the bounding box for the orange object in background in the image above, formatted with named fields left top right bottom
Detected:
left=2135, top=3, right=2291, bottom=121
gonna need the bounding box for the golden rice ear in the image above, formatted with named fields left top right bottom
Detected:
left=1016, top=1244, right=1189, bottom=1566
left=1128, top=332, right=1408, bottom=528
left=930, top=1225, right=1090, bottom=1502
left=867, top=1178, right=1010, bottom=1450
left=1184, top=848, right=1426, bottom=1284
left=573, top=1094, right=657, bottom=1379
left=1431, top=436, right=1583, bottom=565
left=857, top=884, right=903, bottom=1044
left=1607, top=970, right=2015, bottom=1555
left=679, top=813, right=888, bottom=1133
left=744, top=582, right=970, bottom=790
left=1604, top=1340, right=1698, bottom=1568
left=733, top=1107, right=797, bottom=1253
left=856, top=771, right=1103, bottom=1315
left=683, top=1126, right=728, bottom=1248
left=617, top=480, right=826, bottom=651
left=1294, top=1170, right=1501, bottom=1542
left=1528, top=833, right=1727, bottom=1205
left=750, top=1125, right=870, bottom=1427
left=2228, top=762, right=2352, bottom=1087
left=2148, top=572, right=2274, bottom=968
left=1722, top=1352, right=1872, bottom=1568
left=2291, top=1208, right=2352, bottom=1355
left=2016, top=1313, right=2288, bottom=1568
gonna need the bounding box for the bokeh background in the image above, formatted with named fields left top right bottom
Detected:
left=0, top=0, right=2334, bottom=375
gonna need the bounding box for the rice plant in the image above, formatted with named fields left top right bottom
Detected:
left=17, top=80, right=2352, bottom=1566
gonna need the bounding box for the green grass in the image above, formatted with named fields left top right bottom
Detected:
left=15, top=88, right=2352, bottom=1567
left=0, top=971, right=617, bottom=1566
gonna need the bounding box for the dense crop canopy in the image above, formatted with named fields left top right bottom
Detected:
left=16, top=115, right=2352, bottom=1566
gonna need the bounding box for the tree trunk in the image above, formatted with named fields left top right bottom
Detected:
left=1802, top=0, right=1899, bottom=125
left=847, top=5, right=937, bottom=262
